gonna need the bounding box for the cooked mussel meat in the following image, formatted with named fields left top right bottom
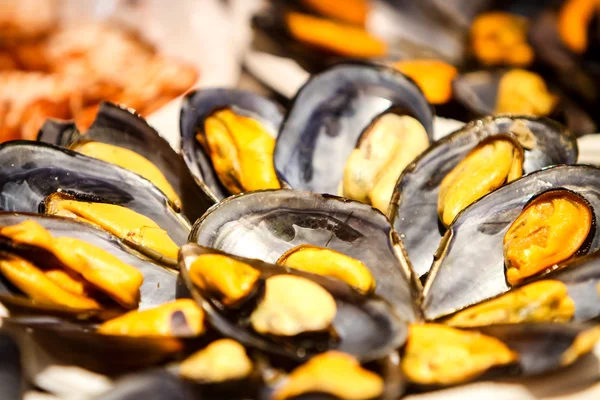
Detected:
left=98, top=299, right=204, bottom=337
left=401, top=322, right=600, bottom=386
left=452, top=69, right=558, bottom=119
left=495, top=69, right=558, bottom=116
left=0, top=220, right=143, bottom=309
left=300, top=0, right=368, bottom=26
left=189, top=253, right=261, bottom=307
left=470, top=12, right=533, bottom=67
left=180, top=89, right=284, bottom=201
left=557, top=0, right=600, bottom=54
left=70, top=141, right=181, bottom=208
left=44, top=192, right=179, bottom=265
left=251, top=274, right=337, bottom=337
left=197, top=108, right=280, bottom=195
left=504, top=189, right=593, bottom=285
left=393, top=60, right=458, bottom=105
left=179, top=339, right=253, bottom=383
left=423, top=165, right=600, bottom=321
left=284, top=11, right=386, bottom=58
left=402, top=323, right=518, bottom=386
left=437, top=134, right=524, bottom=227
left=180, top=244, right=407, bottom=362
left=272, top=351, right=384, bottom=400
left=342, top=113, right=430, bottom=214
left=274, top=62, right=434, bottom=211
left=277, top=244, right=376, bottom=295
left=0, top=212, right=176, bottom=318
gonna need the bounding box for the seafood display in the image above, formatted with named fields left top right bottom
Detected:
left=1, top=16, right=600, bottom=395
left=0, top=16, right=197, bottom=142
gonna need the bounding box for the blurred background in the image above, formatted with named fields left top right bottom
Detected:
left=2, top=0, right=600, bottom=149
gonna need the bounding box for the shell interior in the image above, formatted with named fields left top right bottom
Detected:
left=189, top=189, right=419, bottom=322
left=180, top=88, right=284, bottom=202
left=274, top=62, right=434, bottom=196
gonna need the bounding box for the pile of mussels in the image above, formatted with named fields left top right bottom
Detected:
left=0, top=61, right=599, bottom=400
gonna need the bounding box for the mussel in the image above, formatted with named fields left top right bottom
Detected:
left=390, top=115, right=578, bottom=278
left=401, top=322, right=600, bottom=386
left=189, top=189, right=421, bottom=321
left=274, top=62, right=434, bottom=214
left=0, top=212, right=198, bottom=373
left=0, top=213, right=176, bottom=317
left=179, top=243, right=407, bottom=363
left=0, top=141, right=190, bottom=265
left=422, top=165, right=600, bottom=321
left=37, top=102, right=212, bottom=222
left=0, top=334, right=21, bottom=400
left=180, top=89, right=285, bottom=202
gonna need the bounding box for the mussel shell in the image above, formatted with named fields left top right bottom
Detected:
left=2, top=317, right=185, bottom=375
left=389, top=115, right=578, bottom=278
left=273, top=61, right=434, bottom=196
left=180, top=88, right=285, bottom=202
left=0, top=141, right=190, bottom=246
left=423, top=165, right=600, bottom=320
left=37, top=102, right=213, bottom=222
left=542, top=250, right=600, bottom=322
left=180, top=243, right=407, bottom=363
left=95, top=370, right=197, bottom=400
left=452, top=70, right=596, bottom=136
left=0, top=334, right=22, bottom=400
left=478, top=323, right=599, bottom=376
left=0, top=212, right=176, bottom=318
left=189, top=189, right=420, bottom=321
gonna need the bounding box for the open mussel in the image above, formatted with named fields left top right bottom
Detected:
left=180, top=89, right=285, bottom=202
left=452, top=68, right=596, bottom=135
left=0, top=141, right=190, bottom=265
left=400, top=321, right=600, bottom=387
left=0, top=212, right=176, bottom=317
left=180, top=244, right=407, bottom=364
left=274, top=62, right=434, bottom=214
left=37, top=102, right=212, bottom=222
left=529, top=0, right=600, bottom=133
left=390, top=115, right=578, bottom=278
left=422, top=165, right=600, bottom=321
left=189, top=189, right=420, bottom=321
left=0, top=213, right=205, bottom=374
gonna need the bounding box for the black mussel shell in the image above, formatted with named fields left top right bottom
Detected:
left=423, top=165, right=600, bottom=320
left=529, top=7, right=600, bottom=133
left=37, top=102, right=212, bottom=222
left=0, top=212, right=176, bottom=319
left=479, top=322, right=600, bottom=376
left=452, top=69, right=597, bottom=136
left=180, top=243, right=407, bottom=363
left=390, top=115, right=578, bottom=279
left=0, top=141, right=190, bottom=246
left=0, top=333, right=22, bottom=400
left=274, top=61, right=434, bottom=197
left=180, top=88, right=285, bottom=202
left=189, top=189, right=421, bottom=321
left=2, top=317, right=185, bottom=375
